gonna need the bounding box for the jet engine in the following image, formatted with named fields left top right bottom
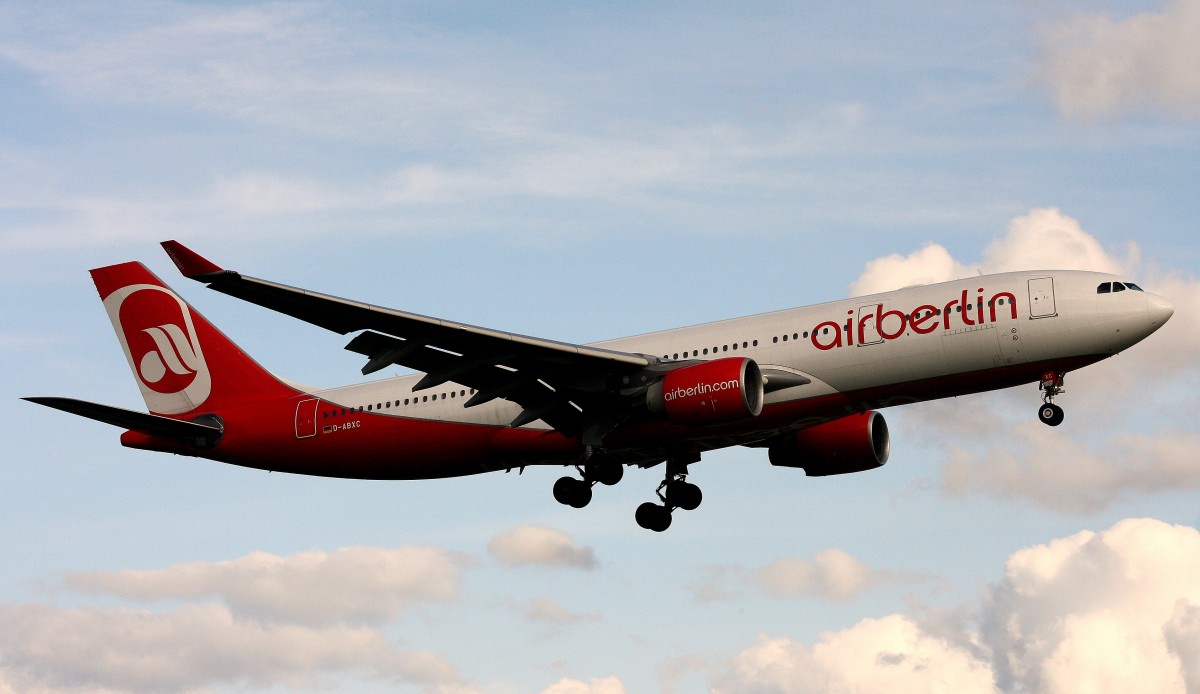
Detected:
left=768, top=411, right=890, bottom=476
left=646, top=357, right=763, bottom=425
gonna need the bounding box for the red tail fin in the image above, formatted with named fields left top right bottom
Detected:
left=91, top=261, right=297, bottom=416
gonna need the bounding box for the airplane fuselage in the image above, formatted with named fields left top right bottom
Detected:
left=119, top=269, right=1167, bottom=480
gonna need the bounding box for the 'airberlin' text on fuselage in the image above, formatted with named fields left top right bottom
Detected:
left=811, top=288, right=1018, bottom=351
left=663, top=379, right=741, bottom=402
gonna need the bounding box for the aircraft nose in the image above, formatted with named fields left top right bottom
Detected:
left=1147, top=293, right=1174, bottom=326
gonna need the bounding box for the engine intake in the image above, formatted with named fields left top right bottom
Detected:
left=768, top=411, right=890, bottom=476
left=647, top=357, right=763, bottom=426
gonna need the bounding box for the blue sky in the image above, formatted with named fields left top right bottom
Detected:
left=2, top=1, right=1199, bottom=692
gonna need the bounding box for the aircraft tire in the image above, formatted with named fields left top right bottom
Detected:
left=1038, top=403, right=1065, bottom=427
left=635, top=502, right=672, bottom=532
left=554, top=476, right=592, bottom=507
left=665, top=480, right=702, bottom=511
left=588, top=463, right=624, bottom=486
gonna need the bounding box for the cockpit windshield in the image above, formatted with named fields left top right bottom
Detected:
left=1097, top=281, right=1145, bottom=293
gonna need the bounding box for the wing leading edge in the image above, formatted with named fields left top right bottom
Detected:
left=161, top=241, right=662, bottom=440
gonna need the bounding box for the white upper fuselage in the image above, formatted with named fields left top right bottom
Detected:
left=309, top=270, right=1173, bottom=441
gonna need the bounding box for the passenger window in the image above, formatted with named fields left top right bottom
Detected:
left=1097, top=282, right=1111, bottom=293
left=752, top=340, right=758, bottom=346
left=782, top=335, right=788, bottom=342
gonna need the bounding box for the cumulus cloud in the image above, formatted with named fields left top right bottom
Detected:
left=488, top=525, right=597, bottom=569
left=850, top=207, right=1131, bottom=296
left=0, top=545, right=477, bottom=693
left=63, top=545, right=463, bottom=626
left=522, top=598, right=600, bottom=628
left=691, top=549, right=902, bottom=604
left=1035, top=0, right=1200, bottom=121
left=540, top=676, right=627, bottom=694
left=714, top=518, right=1200, bottom=693
left=754, top=549, right=884, bottom=602
left=943, top=425, right=1200, bottom=513
left=713, top=616, right=994, bottom=693
left=982, top=518, right=1200, bottom=692
left=850, top=207, right=1199, bottom=512
left=0, top=602, right=464, bottom=693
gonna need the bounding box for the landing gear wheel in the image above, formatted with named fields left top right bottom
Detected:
left=665, top=480, right=702, bottom=511
left=553, top=476, right=592, bottom=508
left=587, top=463, right=624, bottom=486
left=1038, top=403, right=1065, bottom=427
left=635, top=502, right=672, bottom=532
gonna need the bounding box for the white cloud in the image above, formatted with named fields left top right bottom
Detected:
left=1165, top=602, right=1200, bottom=692
left=850, top=207, right=1132, bottom=296
left=523, top=598, right=599, bottom=627
left=63, top=545, right=463, bottom=626
left=1035, top=0, right=1200, bottom=121
left=715, top=518, right=1200, bottom=694
left=942, top=424, right=1200, bottom=513
left=540, top=676, right=627, bottom=694
left=693, top=550, right=910, bottom=604
left=753, top=549, right=883, bottom=602
left=849, top=243, right=975, bottom=297
left=487, top=525, right=597, bottom=569
left=713, top=617, right=994, bottom=694
left=0, top=602, right=464, bottom=694
left=982, top=518, right=1200, bottom=692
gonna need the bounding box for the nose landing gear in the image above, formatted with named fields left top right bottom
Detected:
left=1038, top=371, right=1066, bottom=427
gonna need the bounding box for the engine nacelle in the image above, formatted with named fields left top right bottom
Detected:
left=768, top=411, right=890, bottom=476
left=647, top=358, right=763, bottom=426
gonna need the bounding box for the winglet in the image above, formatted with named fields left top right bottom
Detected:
left=161, top=240, right=225, bottom=278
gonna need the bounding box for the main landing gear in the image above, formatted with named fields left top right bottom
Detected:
left=635, top=453, right=702, bottom=533
left=1038, top=370, right=1066, bottom=427
left=552, top=450, right=624, bottom=509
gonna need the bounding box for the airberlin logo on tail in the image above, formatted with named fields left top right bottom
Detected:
left=138, top=324, right=203, bottom=385
left=103, top=284, right=212, bottom=415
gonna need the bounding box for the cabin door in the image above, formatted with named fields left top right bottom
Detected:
left=1027, top=277, right=1057, bottom=319
left=295, top=398, right=318, bottom=439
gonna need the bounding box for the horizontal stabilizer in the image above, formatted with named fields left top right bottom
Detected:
left=23, top=397, right=222, bottom=447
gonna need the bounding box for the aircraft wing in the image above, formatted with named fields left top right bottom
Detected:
left=161, top=241, right=660, bottom=439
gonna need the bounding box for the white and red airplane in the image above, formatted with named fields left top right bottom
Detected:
left=27, top=242, right=1173, bottom=531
